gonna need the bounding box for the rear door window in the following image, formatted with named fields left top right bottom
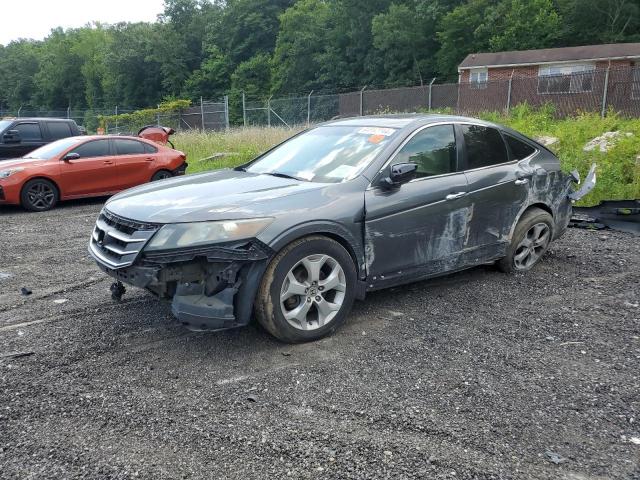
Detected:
left=143, top=142, right=158, bottom=154
left=461, top=125, right=509, bottom=169
left=504, top=134, right=537, bottom=160
left=114, top=139, right=147, bottom=155
left=70, top=140, right=111, bottom=158
left=47, top=122, right=73, bottom=140
left=15, top=123, right=43, bottom=141
left=393, top=124, right=457, bottom=178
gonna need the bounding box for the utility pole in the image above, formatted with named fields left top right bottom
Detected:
left=428, top=78, right=436, bottom=111
left=359, top=86, right=367, bottom=116
left=242, top=92, right=247, bottom=128
left=307, top=90, right=314, bottom=127
left=200, top=97, right=205, bottom=131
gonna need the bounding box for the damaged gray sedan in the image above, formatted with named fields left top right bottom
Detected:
left=89, top=115, right=595, bottom=343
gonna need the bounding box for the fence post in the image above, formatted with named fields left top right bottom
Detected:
left=224, top=95, right=230, bottom=130
left=157, top=105, right=160, bottom=127
left=307, top=90, right=314, bottom=127
left=267, top=95, right=273, bottom=127
left=114, top=106, right=118, bottom=134
left=242, top=92, right=247, bottom=128
left=359, top=86, right=367, bottom=116
left=200, top=97, right=205, bottom=131
left=601, top=66, right=611, bottom=118
left=67, top=106, right=70, bottom=119
left=17, top=105, right=22, bottom=118
left=506, top=70, right=514, bottom=113
left=428, top=78, right=436, bottom=111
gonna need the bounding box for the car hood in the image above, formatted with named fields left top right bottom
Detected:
left=0, top=158, right=47, bottom=169
left=105, top=169, right=329, bottom=223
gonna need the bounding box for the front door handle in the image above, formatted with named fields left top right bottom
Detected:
left=145, top=157, right=154, bottom=161
left=445, top=192, right=466, bottom=200
left=103, top=160, right=114, bottom=165
left=515, top=178, right=529, bottom=185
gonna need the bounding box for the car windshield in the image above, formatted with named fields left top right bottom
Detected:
left=0, top=120, right=12, bottom=132
left=245, top=125, right=399, bottom=183
left=23, top=137, right=80, bottom=160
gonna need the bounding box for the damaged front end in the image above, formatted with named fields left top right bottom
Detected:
left=88, top=209, right=274, bottom=331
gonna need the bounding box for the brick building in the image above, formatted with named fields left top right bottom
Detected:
left=456, top=43, right=640, bottom=115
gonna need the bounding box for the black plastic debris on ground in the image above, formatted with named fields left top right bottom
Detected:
left=20, top=287, right=32, bottom=296
left=570, top=200, right=640, bottom=235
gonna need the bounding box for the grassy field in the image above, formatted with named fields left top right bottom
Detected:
left=173, top=127, right=302, bottom=174
left=172, top=107, right=640, bottom=206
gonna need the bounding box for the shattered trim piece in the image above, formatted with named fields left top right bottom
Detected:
left=568, top=163, right=596, bottom=201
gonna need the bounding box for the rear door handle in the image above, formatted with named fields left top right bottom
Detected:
left=445, top=192, right=466, bottom=200
left=103, top=160, right=114, bottom=165
left=145, top=157, right=154, bottom=161
left=515, top=178, right=529, bottom=185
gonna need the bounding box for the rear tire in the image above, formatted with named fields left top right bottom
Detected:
left=254, top=236, right=357, bottom=343
left=498, top=207, right=553, bottom=273
left=20, top=178, right=59, bottom=212
left=151, top=170, right=172, bottom=182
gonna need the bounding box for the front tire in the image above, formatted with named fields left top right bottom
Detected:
left=255, top=236, right=357, bottom=343
left=498, top=207, right=553, bottom=273
left=21, top=178, right=59, bottom=212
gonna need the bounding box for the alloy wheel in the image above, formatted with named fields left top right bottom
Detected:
left=26, top=182, right=55, bottom=210
left=280, top=254, right=347, bottom=331
left=513, top=222, right=551, bottom=270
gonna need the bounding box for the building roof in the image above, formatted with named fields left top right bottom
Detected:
left=459, top=43, right=640, bottom=70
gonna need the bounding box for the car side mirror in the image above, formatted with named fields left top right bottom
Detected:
left=2, top=130, right=21, bottom=143
left=381, top=163, right=418, bottom=188
left=63, top=152, right=80, bottom=161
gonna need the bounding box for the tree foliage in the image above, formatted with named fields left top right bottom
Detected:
left=0, top=0, right=638, bottom=111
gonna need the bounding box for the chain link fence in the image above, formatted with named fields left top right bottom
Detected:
left=2, top=66, right=639, bottom=132
left=241, top=65, right=640, bottom=127
left=0, top=98, right=230, bottom=135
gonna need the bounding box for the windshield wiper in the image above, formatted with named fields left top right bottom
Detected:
left=263, top=172, right=308, bottom=182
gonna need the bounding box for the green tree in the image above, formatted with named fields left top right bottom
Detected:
left=272, top=0, right=332, bottom=93
left=33, top=28, right=87, bottom=109
left=215, top=0, right=295, bottom=65
left=483, top=0, right=561, bottom=52
left=183, top=46, right=232, bottom=99
left=436, top=0, right=496, bottom=77
left=556, top=0, right=640, bottom=45
left=372, top=3, right=433, bottom=86
left=0, top=40, right=40, bottom=110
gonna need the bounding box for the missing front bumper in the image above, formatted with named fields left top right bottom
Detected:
left=94, top=239, right=274, bottom=331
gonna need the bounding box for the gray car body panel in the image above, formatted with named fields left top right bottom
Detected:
left=93, top=114, right=584, bottom=331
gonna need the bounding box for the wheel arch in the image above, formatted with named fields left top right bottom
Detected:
left=508, top=202, right=554, bottom=241
left=21, top=175, right=62, bottom=198
left=151, top=169, right=173, bottom=181
left=268, top=222, right=364, bottom=279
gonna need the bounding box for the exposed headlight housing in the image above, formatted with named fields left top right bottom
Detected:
left=145, top=218, right=274, bottom=251
left=0, top=167, right=25, bottom=179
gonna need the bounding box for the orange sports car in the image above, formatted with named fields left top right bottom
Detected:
left=0, top=127, right=187, bottom=211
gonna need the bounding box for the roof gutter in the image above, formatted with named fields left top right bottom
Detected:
left=458, top=55, right=640, bottom=72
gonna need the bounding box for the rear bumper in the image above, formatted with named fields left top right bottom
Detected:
left=172, top=162, right=188, bottom=176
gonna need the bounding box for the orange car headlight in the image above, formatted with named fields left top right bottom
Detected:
left=0, top=167, right=25, bottom=179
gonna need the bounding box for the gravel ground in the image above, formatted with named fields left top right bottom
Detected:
left=0, top=199, right=639, bottom=479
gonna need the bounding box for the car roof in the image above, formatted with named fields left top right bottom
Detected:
left=71, top=135, right=151, bottom=142
left=1, top=117, right=76, bottom=122
left=320, top=114, right=502, bottom=132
